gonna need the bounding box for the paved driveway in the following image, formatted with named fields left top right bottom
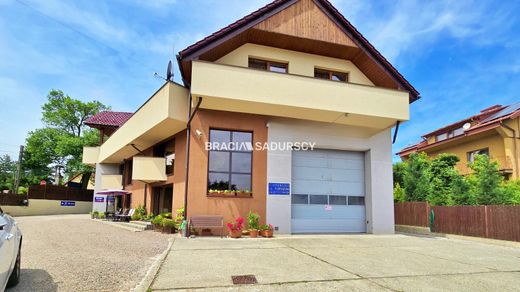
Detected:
left=151, top=234, right=520, bottom=291
left=6, top=214, right=170, bottom=292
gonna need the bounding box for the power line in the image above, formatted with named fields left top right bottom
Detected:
left=14, top=0, right=158, bottom=73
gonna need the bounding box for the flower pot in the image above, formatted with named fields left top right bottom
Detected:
left=249, top=229, right=259, bottom=238
left=261, top=229, right=273, bottom=238
left=229, top=229, right=242, bottom=238
left=154, top=224, right=162, bottom=232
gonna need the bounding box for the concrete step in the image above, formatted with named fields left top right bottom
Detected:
left=130, top=221, right=154, bottom=230
left=96, top=220, right=146, bottom=232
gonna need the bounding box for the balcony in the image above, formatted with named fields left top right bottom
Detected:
left=132, top=156, right=167, bottom=183
left=191, top=61, right=409, bottom=130
left=457, top=155, right=513, bottom=176
left=82, top=146, right=99, bottom=166
left=98, top=82, right=189, bottom=163
left=101, top=175, right=123, bottom=190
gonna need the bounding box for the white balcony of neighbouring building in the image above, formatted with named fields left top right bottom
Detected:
left=82, top=146, right=100, bottom=166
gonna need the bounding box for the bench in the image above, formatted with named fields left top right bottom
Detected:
left=189, top=215, right=224, bottom=237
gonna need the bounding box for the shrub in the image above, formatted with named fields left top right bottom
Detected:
left=98, top=212, right=105, bottom=219
left=135, top=204, right=146, bottom=217
left=393, top=183, right=406, bottom=202
left=161, top=212, right=172, bottom=219
left=152, top=215, right=164, bottom=226
left=260, top=224, right=273, bottom=231
left=174, top=208, right=184, bottom=229
left=131, top=213, right=142, bottom=221
left=162, top=218, right=176, bottom=228
left=403, top=152, right=432, bottom=201
left=247, top=211, right=260, bottom=230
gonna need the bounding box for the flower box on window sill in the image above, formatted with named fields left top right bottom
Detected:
left=207, top=191, right=253, bottom=198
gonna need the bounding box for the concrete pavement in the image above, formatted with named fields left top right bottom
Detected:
left=150, top=234, right=520, bottom=291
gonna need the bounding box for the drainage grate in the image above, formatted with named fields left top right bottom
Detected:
left=231, top=275, right=258, bottom=285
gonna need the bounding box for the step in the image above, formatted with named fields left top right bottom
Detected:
left=96, top=220, right=145, bottom=232
left=130, top=221, right=154, bottom=230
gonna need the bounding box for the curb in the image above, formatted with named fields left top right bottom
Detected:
left=396, top=224, right=520, bottom=249
left=132, top=235, right=176, bottom=292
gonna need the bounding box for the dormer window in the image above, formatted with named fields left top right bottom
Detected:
left=436, top=127, right=464, bottom=142
left=436, top=133, right=448, bottom=141
left=248, top=58, right=288, bottom=73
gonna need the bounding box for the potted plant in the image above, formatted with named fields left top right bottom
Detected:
left=247, top=211, right=260, bottom=238
left=152, top=215, right=164, bottom=232
left=236, top=189, right=252, bottom=197
left=260, top=224, right=274, bottom=237
left=227, top=217, right=244, bottom=238
left=91, top=211, right=99, bottom=219
left=223, top=189, right=234, bottom=197
left=162, top=219, right=176, bottom=234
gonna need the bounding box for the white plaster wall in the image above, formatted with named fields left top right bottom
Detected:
left=266, top=118, right=394, bottom=234
left=92, top=163, right=120, bottom=212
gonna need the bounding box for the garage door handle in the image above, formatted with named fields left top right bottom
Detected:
left=6, top=233, right=14, bottom=240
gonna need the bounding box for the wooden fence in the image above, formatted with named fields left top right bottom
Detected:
left=394, top=201, right=430, bottom=227
left=395, top=202, right=520, bottom=242
left=0, top=193, right=27, bottom=206
left=28, top=185, right=93, bottom=202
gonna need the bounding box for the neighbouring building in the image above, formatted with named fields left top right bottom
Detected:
left=398, top=103, right=520, bottom=180
left=83, top=0, right=419, bottom=234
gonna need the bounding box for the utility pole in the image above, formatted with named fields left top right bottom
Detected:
left=13, top=145, right=24, bottom=194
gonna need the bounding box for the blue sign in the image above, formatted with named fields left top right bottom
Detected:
left=94, top=197, right=104, bottom=203
left=60, top=201, right=76, bottom=207
left=268, top=183, right=290, bottom=195
left=107, top=197, right=115, bottom=202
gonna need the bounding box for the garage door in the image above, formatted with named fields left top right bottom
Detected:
left=291, top=149, right=366, bottom=233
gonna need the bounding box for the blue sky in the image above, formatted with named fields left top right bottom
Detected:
left=0, top=0, right=519, bottom=162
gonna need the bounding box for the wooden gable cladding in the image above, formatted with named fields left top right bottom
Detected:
left=254, top=0, right=357, bottom=48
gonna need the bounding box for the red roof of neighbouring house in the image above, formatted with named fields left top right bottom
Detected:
left=397, top=102, right=520, bottom=157
left=177, top=0, right=420, bottom=102
left=85, top=111, right=133, bottom=128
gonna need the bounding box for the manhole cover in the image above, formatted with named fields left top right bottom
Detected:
left=231, top=275, right=257, bottom=285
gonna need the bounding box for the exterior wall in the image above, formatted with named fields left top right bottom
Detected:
left=426, top=131, right=507, bottom=175
left=93, top=163, right=120, bottom=212
left=185, top=109, right=268, bottom=226
left=216, top=43, right=374, bottom=86
left=266, top=118, right=394, bottom=234
left=500, top=118, right=520, bottom=178
left=3, top=199, right=92, bottom=216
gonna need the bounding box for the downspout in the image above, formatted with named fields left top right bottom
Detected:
left=392, top=121, right=401, bottom=144
left=501, top=121, right=519, bottom=178
left=183, top=95, right=203, bottom=237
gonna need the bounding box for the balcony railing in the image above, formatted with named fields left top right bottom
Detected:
left=132, top=156, right=167, bottom=183
left=101, top=175, right=123, bottom=190
left=82, top=146, right=100, bottom=166
left=457, top=155, right=513, bottom=175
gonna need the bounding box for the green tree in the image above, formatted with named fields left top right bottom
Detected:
left=393, top=183, right=406, bottom=202
left=467, top=155, right=505, bottom=205
left=0, top=154, right=16, bottom=191
left=403, top=152, right=432, bottom=201
left=23, top=90, right=109, bottom=185
left=427, top=153, right=460, bottom=206
left=393, top=161, right=407, bottom=187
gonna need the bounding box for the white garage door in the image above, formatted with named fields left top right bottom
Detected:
left=291, top=149, right=366, bottom=233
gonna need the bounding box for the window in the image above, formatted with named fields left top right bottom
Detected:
left=453, top=127, right=464, bottom=136
left=154, top=140, right=175, bottom=175
left=467, top=148, right=489, bottom=162
left=248, top=58, right=288, bottom=73
left=314, top=68, right=348, bottom=82
left=207, top=129, right=252, bottom=193
left=436, top=133, right=448, bottom=141
left=348, top=196, right=365, bottom=205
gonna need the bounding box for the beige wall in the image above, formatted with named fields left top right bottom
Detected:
left=426, top=131, right=507, bottom=175
left=217, top=43, right=374, bottom=86
left=3, top=199, right=92, bottom=216
left=101, top=174, right=123, bottom=190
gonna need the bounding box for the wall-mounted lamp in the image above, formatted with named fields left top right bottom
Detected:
left=195, top=129, right=203, bottom=139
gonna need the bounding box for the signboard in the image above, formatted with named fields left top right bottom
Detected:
left=268, top=183, right=290, bottom=195
left=94, top=197, right=104, bottom=203
left=60, top=201, right=75, bottom=207
left=107, top=197, right=115, bottom=202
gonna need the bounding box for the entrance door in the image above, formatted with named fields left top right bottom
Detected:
left=152, top=185, right=173, bottom=215
left=291, top=149, right=366, bottom=233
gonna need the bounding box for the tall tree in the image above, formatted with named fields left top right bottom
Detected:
left=403, top=152, right=432, bottom=201
left=467, top=155, right=505, bottom=205
left=23, top=90, right=109, bottom=185
left=427, top=153, right=460, bottom=206
left=0, top=154, right=16, bottom=191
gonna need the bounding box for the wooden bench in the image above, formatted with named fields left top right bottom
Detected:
left=189, top=215, right=224, bottom=237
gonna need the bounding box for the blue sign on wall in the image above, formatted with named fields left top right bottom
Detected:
left=268, top=183, right=290, bottom=195
left=60, top=201, right=76, bottom=207
left=94, top=197, right=104, bottom=203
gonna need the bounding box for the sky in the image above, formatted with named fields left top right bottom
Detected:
left=0, top=0, right=519, bottom=162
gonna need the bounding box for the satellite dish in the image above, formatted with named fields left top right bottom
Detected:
left=463, top=122, right=471, bottom=131
left=166, top=60, right=173, bottom=81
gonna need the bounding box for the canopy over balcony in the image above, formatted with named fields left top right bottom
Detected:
left=97, top=82, right=189, bottom=163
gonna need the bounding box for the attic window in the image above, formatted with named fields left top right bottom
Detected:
left=314, top=68, right=348, bottom=82
left=248, top=58, right=287, bottom=73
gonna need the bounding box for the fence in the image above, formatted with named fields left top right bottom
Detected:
left=28, top=185, right=93, bottom=202
left=395, top=202, right=520, bottom=242
left=0, top=193, right=27, bottom=206
left=394, top=201, right=430, bottom=227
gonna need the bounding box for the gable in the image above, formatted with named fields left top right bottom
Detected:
left=254, top=0, right=357, bottom=48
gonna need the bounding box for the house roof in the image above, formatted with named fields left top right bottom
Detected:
left=398, top=102, right=520, bottom=157
left=85, top=111, right=133, bottom=128
left=177, top=0, right=420, bottom=102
